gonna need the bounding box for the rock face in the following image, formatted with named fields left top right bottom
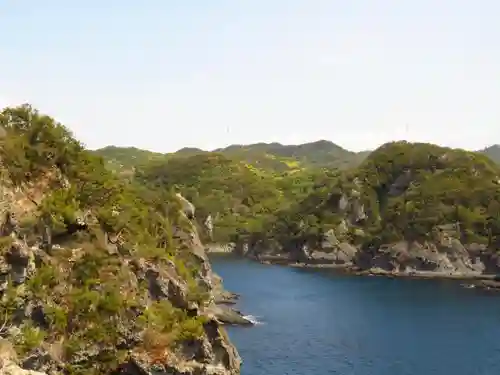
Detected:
left=356, top=240, right=490, bottom=276
left=204, top=215, right=214, bottom=241
left=291, top=211, right=500, bottom=279
left=0, top=178, right=242, bottom=375
left=289, top=197, right=500, bottom=277
left=176, top=193, right=196, bottom=220
left=205, top=243, right=235, bottom=254
left=0, top=341, right=46, bottom=375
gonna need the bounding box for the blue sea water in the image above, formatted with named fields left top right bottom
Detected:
left=211, top=255, right=500, bottom=375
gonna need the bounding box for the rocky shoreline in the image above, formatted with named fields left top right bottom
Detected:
left=209, top=250, right=500, bottom=292
left=262, top=256, right=500, bottom=291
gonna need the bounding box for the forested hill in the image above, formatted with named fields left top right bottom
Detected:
left=93, top=140, right=371, bottom=173
left=90, top=128, right=500, bottom=283
left=94, top=141, right=499, bottom=175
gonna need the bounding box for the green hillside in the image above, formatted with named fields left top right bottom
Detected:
left=93, top=140, right=370, bottom=174
left=94, top=142, right=500, bottom=175
left=135, top=152, right=338, bottom=244
left=264, top=141, right=500, bottom=253
left=92, top=145, right=167, bottom=175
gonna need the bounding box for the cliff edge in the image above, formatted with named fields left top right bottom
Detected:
left=0, top=105, right=241, bottom=375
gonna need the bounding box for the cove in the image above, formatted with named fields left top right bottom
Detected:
left=211, top=254, right=500, bottom=375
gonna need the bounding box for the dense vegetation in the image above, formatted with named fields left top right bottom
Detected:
left=0, top=105, right=211, bottom=374
left=96, top=136, right=500, bottom=256
left=261, top=142, right=500, bottom=254
left=135, top=152, right=339, bottom=244
left=127, top=140, right=500, bottom=256
left=94, top=141, right=500, bottom=178
left=93, top=139, right=371, bottom=175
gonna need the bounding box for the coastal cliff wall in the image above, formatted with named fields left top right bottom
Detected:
left=0, top=105, right=242, bottom=375
left=0, top=174, right=241, bottom=375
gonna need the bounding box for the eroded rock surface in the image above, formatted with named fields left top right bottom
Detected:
left=0, top=179, right=242, bottom=375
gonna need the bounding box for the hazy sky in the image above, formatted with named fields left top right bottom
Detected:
left=1, top=1, right=499, bottom=152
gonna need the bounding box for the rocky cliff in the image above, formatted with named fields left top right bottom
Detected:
left=0, top=170, right=241, bottom=375
left=0, top=105, right=243, bottom=375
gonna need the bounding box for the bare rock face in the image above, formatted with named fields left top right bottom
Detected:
left=387, top=170, right=413, bottom=196
left=355, top=239, right=495, bottom=276
left=176, top=193, right=196, bottom=220
left=321, top=229, right=339, bottom=250
left=0, top=341, right=47, bottom=375
left=204, top=215, right=214, bottom=240
left=310, top=243, right=358, bottom=265
left=114, top=318, right=241, bottom=375
left=0, top=360, right=48, bottom=375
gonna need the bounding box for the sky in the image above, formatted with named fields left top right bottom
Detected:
left=1, top=1, right=499, bottom=152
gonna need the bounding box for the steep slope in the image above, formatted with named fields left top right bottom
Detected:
left=0, top=105, right=241, bottom=375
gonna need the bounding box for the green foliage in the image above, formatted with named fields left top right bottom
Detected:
left=140, top=300, right=206, bottom=345
left=230, top=141, right=500, bottom=254
left=214, top=140, right=367, bottom=170
left=136, top=153, right=285, bottom=243
left=276, top=142, right=500, bottom=250
left=0, top=105, right=214, bottom=374
left=0, top=104, right=83, bottom=184
left=39, top=188, right=80, bottom=232
left=25, top=264, right=60, bottom=298
left=355, top=142, right=500, bottom=243
left=94, top=140, right=369, bottom=175
left=93, top=133, right=500, bottom=255
left=91, top=145, right=167, bottom=174
left=14, top=322, right=46, bottom=356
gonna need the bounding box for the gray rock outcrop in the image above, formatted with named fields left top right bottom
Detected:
left=0, top=180, right=242, bottom=375
left=176, top=193, right=196, bottom=220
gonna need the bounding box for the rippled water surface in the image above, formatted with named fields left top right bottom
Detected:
left=211, top=255, right=500, bottom=375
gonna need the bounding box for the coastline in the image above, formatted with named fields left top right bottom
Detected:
left=211, top=252, right=500, bottom=291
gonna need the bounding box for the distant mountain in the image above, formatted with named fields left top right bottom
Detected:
left=94, top=140, right=370, bottom=173
left=94, top=141, right=500, bottom=175
left=214, top=140, right=369, bottom=170
left=480, top=145, right=500, bottom=164
left=92, top=146, right=167, bottom=174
